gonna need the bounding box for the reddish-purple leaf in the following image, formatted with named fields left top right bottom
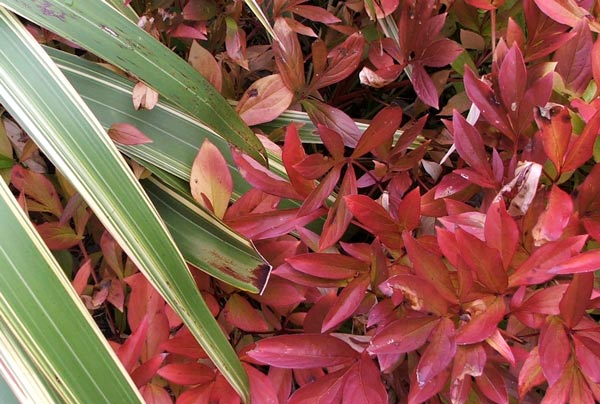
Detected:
left=36, top=222, right=82, bottom=250
left=191, top=139, right=233, bottom=218
left=157, top=362, right=214, bottom=386
left=233, top=149, right=301, bottom=200
left=369, top=317, right=439, bottom=354
left=228, top=207, right=324, bottom=240
left=291, top=4, right=340, bottom=23
left=563, top=109, right=600, bottom=172
left=554, top=20, right=593, bottom=95
left=498, top=44, right=527, bottom=121
left=302, top=99, right=361, bottom=147
left=475, top=364, right=509, bottom=404
left=288, top=368, right=348, bottom=404
left=317, top=124, right=345, bottom=160
left=352, top=106, right=402, bottom=158
left=72, top=259, right=91, bottom=295
left=420, top=38, right=463, bottom=67
left=593, top=36, right=600, bottom=89
left=286, top=253, right=368, bottom=280
left=411, top=63, right=439, bottom=109
left=342, top=353, right=388, bottom=404
left=452, top=110, right=493, bottom=179
left=407, top=369, right=450, bottom=404
left=456, top=296, right=505, bottom=345
left=322, top=274, right=370, bottom=332
left=223, top=294, right=272, bottom=333
left=457, top=228, right=507, bottom=293
left=319, top=165, right=356, bottom=250
left=416, top=317, right=456, bottom=386
left=273, top=18, right=305, bottom=92
left=298, top=165, right=341, bottom=217
left=108, top=122, right=153, bottom=145
left=237, top=74, right=294, bottom=126
left=403, top=232, right=458, bottom=304
left=314, top=32, right=365, bottom=90
left=464, top=67, right=514, bottom=139
left=539, top=316, right=570, bottom=385
left=247, top=334, right=358, bottom=368
left=283, top=125, right=314, bottom=197
left=484, top=200, right=519, bottom=270
left=534, top=0, right=600, bottom=32
left=345, top=195, right=401, bottom=248
left=560, top=273, right=594, bottom=328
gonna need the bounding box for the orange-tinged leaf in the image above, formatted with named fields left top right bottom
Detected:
left=412, top=63, right=440, bottom=109
left=108, top=122, right=153, bottom=146
left=139, top=383, right=172, bottom=404
left=518, top=347, right=545, bottom=398
left=72, top=258, right=92, bottom=295
left=541, top=361, right=573, bottom=404
left=247, top=334, right=358, bottom=368
left=190, top=139, right=233, bottom=219
left=125, top=273, right=165, bottom=332
left=485, top=329, right=515, bottom=366
left=237, top=75, right=294, bottom=126
left=159, top=327, right=207, bottom=359
left=321, top=274, right=370, bottom=332
left=416, top=317, right=456, bottom=386
left=273, top=18, right=305, bottom=92
left=369, top=317, right=439, bottom=354
left=157, top=362, right=215, bottom=385
left=547, top=249, right=600, bottom=274
left=143, top=312, right=170, bottom=361
left=563, top=109, right=600, bottom=172
left=222, top=294, right=273, bottom=333
left=36, top=222, right=82, bottom=250
left=117, top=316, right=149, bottom=373
left=319, top=165, right=357, bottom=250
left=342, top=353, right=388, bottom=404
left=225, top=17, right=247, bottom=69
left=132, top=81, right=159, bottom=110
left=188, top=40, right=222, bottom=92
left=10, top=165, right=62, bottom=217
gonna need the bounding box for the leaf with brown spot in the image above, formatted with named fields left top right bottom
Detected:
left=237, top=74, right=294, bottom=126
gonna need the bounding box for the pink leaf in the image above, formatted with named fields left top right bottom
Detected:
left=286, top=253, right=368, bottom=280
left=292, top=4, right=340, bottom=24
left=108, top=122, right=153, bottom=145
left=222, top=294, right=273, bottom=333
left=342, top=353, right=388, bottom=404
left=243, top=363, right=279, bottom=404
left=288, top=368, right=348, bottom=404
left=72, top=259, right=92, bottom=295
left=539, top=316, right=570, bottom=385
left=139, top=384, right=172, bottom=404
left=157, top=362, right=214, bottom=386
left=485, top=329, right=515, bottom=366
left=456, top=296, right=505, bottom=345
left=302, top=99, right=361, bottom=147
left=475, top=364, right=509, bottom=404
left=547, top=249, right=600, bottom=274
left=132, top=82, right=159, bottom=110
left=518, top=347, right=546, bottom=398
left=416, top=317, right=456, bottom=385
left=532, top=185, right=573, bottom=246
left=237, top=75, right=294, bottom=126
left=247, top=334, right=358, bottom=368
left=190, top=139, right=233, bottom=218
left=484, top=201, right=519, bottom=270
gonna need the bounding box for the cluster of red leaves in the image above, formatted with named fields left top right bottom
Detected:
left=12, top=0, right=600, bottom=403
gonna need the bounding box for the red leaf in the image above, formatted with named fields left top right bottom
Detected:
left=345, top=195, right=401, bottom=248
left=554, top=21, right=593, bottom=95
left=283, top=125, right=314, bottom=197
left=380, top=274, right=451, bottom=315
left=288, top=368, right=348, bottom=404
left=573, top=335, right=600, bottom=383
left=228, top=208, right=324, bottom=240
left=456, top=296, right=505, bottom=345
left=317, top=124, right=345, bottom=160
left=247, top=334, right=358, bottom=368
left=416, top=317, right=456, bottom=385
left=139, top=383, right=172, bottom=404
left=539, top=316, right=570, bottom=385
left=475, top=364, right=508, bottom=404
left=157, top=362, right=214, bottom=385
left=560, top=273, right=594, bottom=328
left=403, top=233, right=458, bottom=304
left=369, top=317, right=439, bottom=354
left=10, top=165, right=62, bottom=217
left=273, top=18, right=305, bottom=92
left=72, top=259, right=92, bottom=295
left=593, top=36, right=600, bottom=89
left=498, top=44, right=527, bottom=121
left=457, top=228, right=507, bottom=293
left=342, top=353, right=388, bottom=404
left=170, top=22, right=208, bottom=40
left=547, top=249, right=600, bottom=274
left=536, top=105, right=572, bottom=172
left=143, top=312, right=170, bottom=361
left=223, top=294, right=273, bottom=333
left=237, top=74, right=294, bottom=126
left=159, top=327, right=206, bottom=359
left=563, top=109, right=600, bottom=172
left=124, top=273, right=165, bottom=332
left=464, top=67, right=514, bottom=139
left=407, top=369, right=450, bottom=404
left=314, top=32, right=365, bottom=90
left=291, top=4, right=340, bottom=23
left=36, top=222, right=82, bottom=250
left=411, top=63, right=439, bottom=109
left=286, top=253, right=368, bottom=280
left=107, top=122, right=153, bottom=146
left=243, top=364, right=279, bottom=404
left=352, top=106, right=402, bottom=158
left=484, top=201, right=519, bottom=270
left=302, top=99, right=361, bottom=147
left=131, top=354, right=166, bottom=388
left=452, top=110, right=493, bottom=179
left=518, top=347, right=546, bottom=399
left=319, top=165, right=356, bottom=250
left=191, top=139, right=233, bottom=218
left=117, top=316, right=149, bottom=373
left=533, top=0, right=600, bottom=31
left=321, top=274, right=370, bottom=332
left=419, top=38, right=463, bottom=68
left=485, top=329, right=515, bottom=366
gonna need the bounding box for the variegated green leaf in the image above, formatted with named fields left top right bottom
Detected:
left=0, top=9, right=250, bottom=401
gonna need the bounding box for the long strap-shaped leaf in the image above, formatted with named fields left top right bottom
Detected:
left=0, top=179, right=143, bottom=403
left=0, top=9, right=250, bottom=401
left=0, top=0, right=267, bottom=165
